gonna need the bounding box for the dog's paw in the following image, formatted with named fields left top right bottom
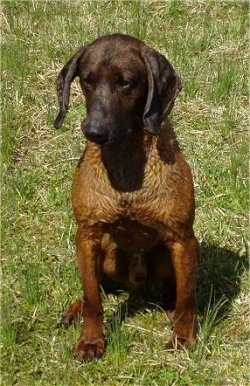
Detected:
left=166, top=332, right=197, bottom=350
left=61, top=299, right=83, bottom=328
left=74, top=338, right=105, bottom=362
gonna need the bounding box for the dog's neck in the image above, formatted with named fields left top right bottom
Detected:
left=85, top=121, right=179, bottom=193
left=100, top=129, right=152, bottom=192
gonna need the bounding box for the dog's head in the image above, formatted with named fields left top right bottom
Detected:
left=54, top=34, right=182, bottom=144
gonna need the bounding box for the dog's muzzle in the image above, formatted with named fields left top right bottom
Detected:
left=82, top=122, right=109, bottom=144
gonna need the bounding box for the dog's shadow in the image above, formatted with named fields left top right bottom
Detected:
left=197, top=243, right=247, bottom=316
left=104, top=243, right=248, bottom=334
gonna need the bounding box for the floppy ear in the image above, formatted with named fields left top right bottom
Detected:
left=142, top=49, right=182, bottom=135
left=54, top=47, right=85, bottom=129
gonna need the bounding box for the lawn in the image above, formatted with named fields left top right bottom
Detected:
left=1, top=1, right=249, bottom=385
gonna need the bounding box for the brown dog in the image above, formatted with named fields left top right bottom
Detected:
left=54, top=33, right=199, bottom=361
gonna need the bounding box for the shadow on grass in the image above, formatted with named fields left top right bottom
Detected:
left=104, top=243, right=248, bottom=335
left=197, top=243, right=248, bottom=316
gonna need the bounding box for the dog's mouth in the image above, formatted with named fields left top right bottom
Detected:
left=84, top=130, right=109, bottom=145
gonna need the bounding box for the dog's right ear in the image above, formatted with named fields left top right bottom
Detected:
left=54, top=47, right=85, bottom=129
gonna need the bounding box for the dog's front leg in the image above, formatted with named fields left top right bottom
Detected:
left=167, top=236, right=199, bottom=348
left=74, top=225, right=105, bottom=361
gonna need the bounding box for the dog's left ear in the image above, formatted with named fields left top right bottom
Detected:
left=142, top=49, right=182, bottom=135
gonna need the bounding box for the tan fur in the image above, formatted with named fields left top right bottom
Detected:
left=55, top=34, right=199, bottom=361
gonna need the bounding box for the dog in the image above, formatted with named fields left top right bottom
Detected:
left=54, top=33, right=199, bottom=362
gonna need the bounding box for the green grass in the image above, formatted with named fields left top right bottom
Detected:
left=1, top=1, right=249, bottom=385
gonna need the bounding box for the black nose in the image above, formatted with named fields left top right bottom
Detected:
left=82, top=122, right=109, bottom=144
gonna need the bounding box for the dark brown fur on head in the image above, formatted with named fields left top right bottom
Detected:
left=55, top=33, right=182, bottom=143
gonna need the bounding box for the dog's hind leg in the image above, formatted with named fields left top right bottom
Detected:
left=61, top=299, right=84, bottom=327
left=162, top=275, right=177, bottom=322
left=148, top=243, right=176, bottom=316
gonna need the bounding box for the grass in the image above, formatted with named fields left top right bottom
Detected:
left=1, top=1, right=249, bottom=385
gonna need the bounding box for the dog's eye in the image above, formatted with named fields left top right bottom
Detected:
left=116, top=79, right=133, bottom=90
